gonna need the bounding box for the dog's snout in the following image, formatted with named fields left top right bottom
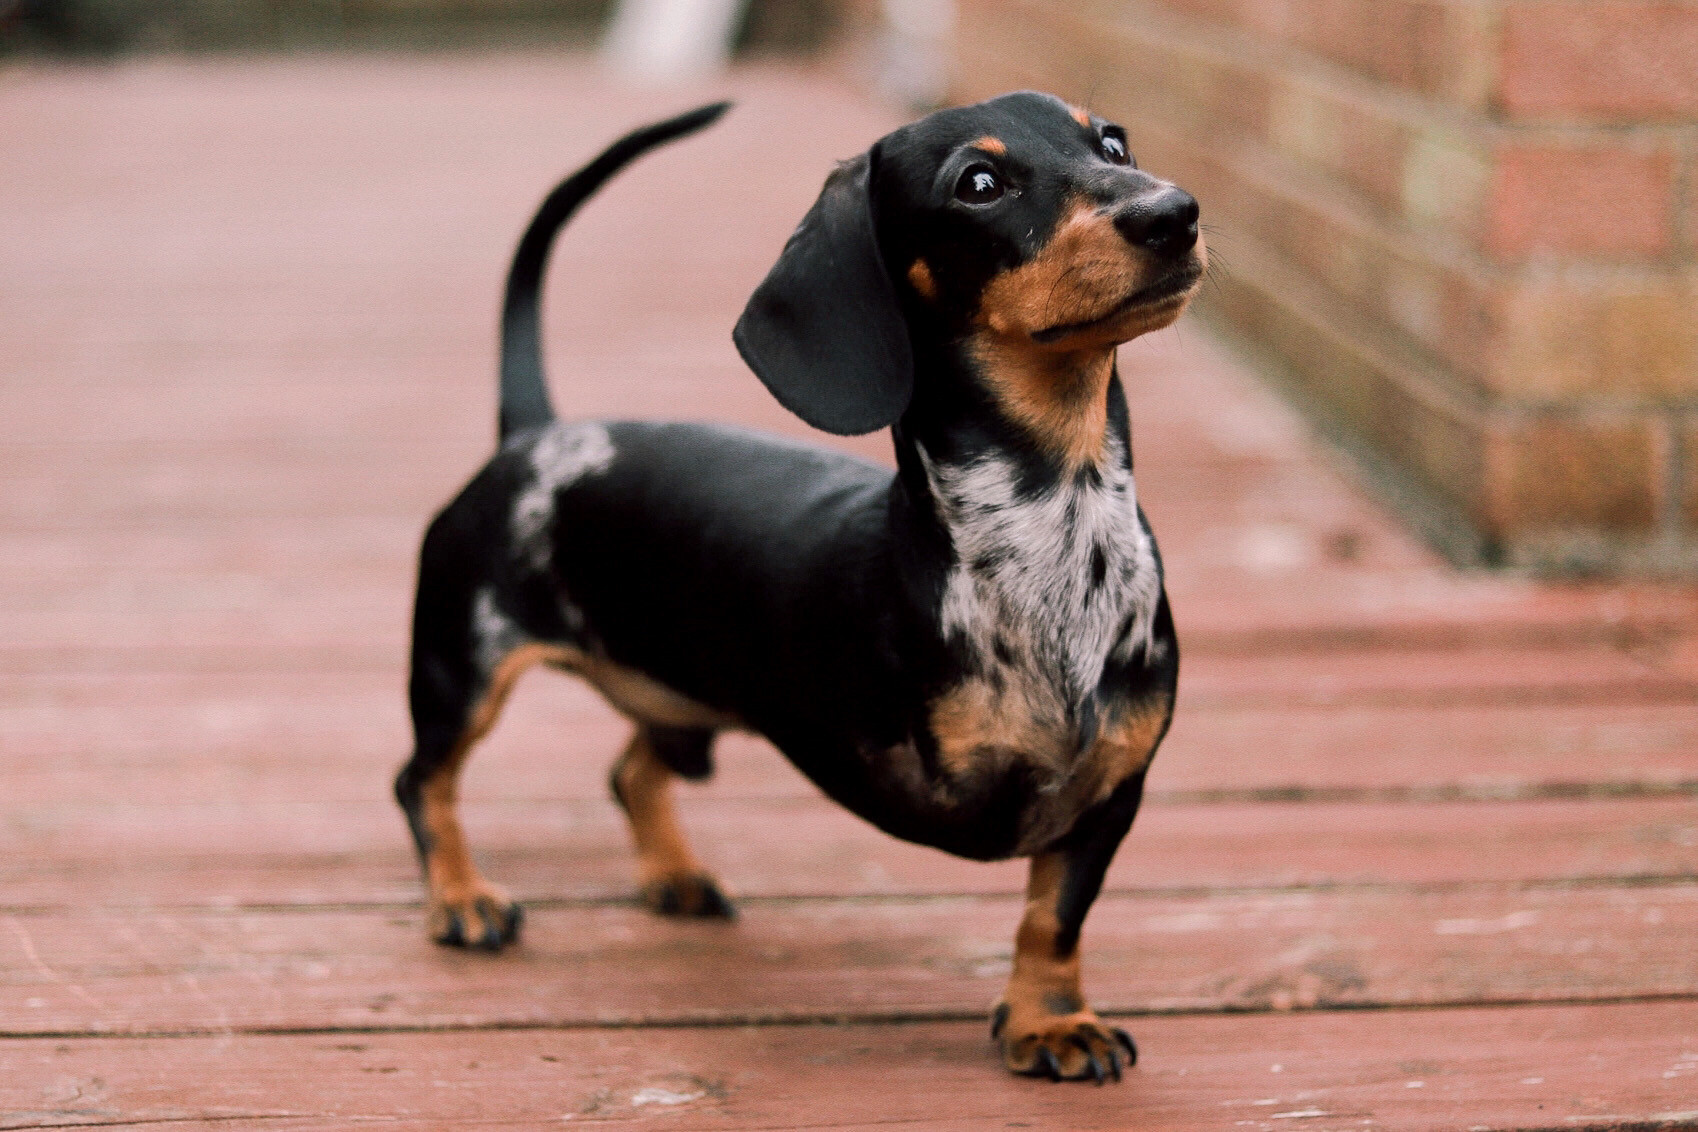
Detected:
left=1113, top=188, right=1200, bottom=257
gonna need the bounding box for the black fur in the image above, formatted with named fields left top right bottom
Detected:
left=500, top=101, right=730, bottom=440
left=734, top=152, right=913, bottom=435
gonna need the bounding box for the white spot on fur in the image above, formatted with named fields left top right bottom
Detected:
left=512, top=421, right=616, bottom=568
left=921, top=445, right=1162, bottom=712
left=471, top=587, right=526, bottom=678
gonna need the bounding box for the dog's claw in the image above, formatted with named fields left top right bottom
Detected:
left=430, top=887, right=522, bottom=951
left=435, top=911, right=466, bottom=948
left=467, top=898, right=522, bottom=950
left=996, top=1006, right=1135, bottom=1083
left=641, top=873, right=736, bottom=920
left=1070, top=1034, right=1105, bottom=1085
left=696, top=878, right=737, bottom=920
left=1111, top=1026, right=1137, bottom=1065
left=472, top=906, right=501, bottom=950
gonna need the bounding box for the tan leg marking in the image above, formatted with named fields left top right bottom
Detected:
left=994, top=854, right=1134, bottom=1082
left=1087, top=699, right=1170, bottom=806
left=576, top=654, right=740, bottom=731
left=612, top=730, right=734, bottom=918
left=420, top=642, right=572, bottom=948
left=418, top=639, right=738, bottom=943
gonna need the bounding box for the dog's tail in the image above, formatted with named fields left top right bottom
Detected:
left=498, top=101, right=732, bottom=442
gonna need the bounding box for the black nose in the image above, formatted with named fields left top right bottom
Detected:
left=1114, top=188, right=1200, bottom=256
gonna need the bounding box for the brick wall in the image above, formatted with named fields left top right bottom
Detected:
left=954, top=0, right=1698, bottom=574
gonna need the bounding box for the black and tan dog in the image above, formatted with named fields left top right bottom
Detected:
left=396, top=93, right=1204, bottom=1082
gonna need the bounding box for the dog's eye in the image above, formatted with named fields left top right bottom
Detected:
left=955, top=164, right=1004, bottom=205
left=1101, top=130, right=1132, bottom=166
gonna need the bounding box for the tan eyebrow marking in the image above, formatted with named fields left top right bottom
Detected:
left=1069, top=105, right=1091, bottom=128
left=908, top=259, right=938, bottom=300
left=972, top=135, right=1007, bottom=156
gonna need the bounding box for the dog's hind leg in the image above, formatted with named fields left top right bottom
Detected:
left=610, top=725, right=735, bottom=918
left=396, top=556, right=546, bottom=950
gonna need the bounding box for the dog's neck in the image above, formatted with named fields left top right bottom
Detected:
left=963, top=338, right=1119, bottom=471
left=896, top=338, right=1126, bottom=471
left=891, top=340, right=1162, bottom=708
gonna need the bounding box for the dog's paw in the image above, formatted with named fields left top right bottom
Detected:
left=428, top=883, right=523, bottom=951
left=640, top=872, right=736, bottom=919
left=991, top=1001, right=1136, bottom=1084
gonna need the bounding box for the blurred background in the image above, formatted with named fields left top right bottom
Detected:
left=5, top=0, right=1696, bottom=576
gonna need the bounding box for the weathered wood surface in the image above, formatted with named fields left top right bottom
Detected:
left=3, top=54, right=1696, bottom=1130
left=6, top=791, right=1698, bottom=913
left=5, top=883, right=1698, bottom=1036
left=4, top=1002, right=1697, bottom=1131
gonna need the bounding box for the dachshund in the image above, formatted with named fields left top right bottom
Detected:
left=396, top=92, right=1204, bottom=1082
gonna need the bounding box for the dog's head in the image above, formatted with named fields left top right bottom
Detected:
left=735, top=90, right=1206, bottom=438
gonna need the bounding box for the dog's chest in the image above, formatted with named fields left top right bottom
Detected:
left=914, top=448, right=1165, bottom=848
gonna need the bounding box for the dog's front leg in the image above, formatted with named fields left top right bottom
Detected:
left=992, top=773, right=1146, bottom=1082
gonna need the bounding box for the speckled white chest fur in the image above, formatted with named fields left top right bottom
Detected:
left=921, top=445, right=1163, bottom=717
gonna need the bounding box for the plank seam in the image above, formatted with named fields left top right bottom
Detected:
left=4, top=871, right=1694, bottom=917
left=7, top=990, right=1698, bottom=1043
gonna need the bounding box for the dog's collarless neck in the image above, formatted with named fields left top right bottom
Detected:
left=887, top=347, right=1161, bottom=705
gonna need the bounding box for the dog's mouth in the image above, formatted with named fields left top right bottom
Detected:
left=1029, top=262, right=1204, bottom=345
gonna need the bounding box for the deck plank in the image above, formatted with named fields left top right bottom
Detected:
left=7, top=671, right=1697, bottom=802
left=3, top=1002, right=1697, bottom=1130
left=4, top=796, right=1696, bottom=909
left=5, top=883, right=1696, bottom=1036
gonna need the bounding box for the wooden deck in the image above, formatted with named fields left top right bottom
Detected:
left=3, top=55, right=1697, bottom=1130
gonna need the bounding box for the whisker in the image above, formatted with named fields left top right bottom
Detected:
left=1202, top=258, right=1231, bottom=302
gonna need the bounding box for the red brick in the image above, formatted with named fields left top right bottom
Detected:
left=1131, top=116, right=1502, bottom=389
left=1148, top=115, right=1698, bottom=401
left=1266, top=76, right=1415, bottom=218
left=1138, top=0, right=1495, bottom=105
left=1486, top=416, right=1659, bottom=535
left=1191, top=241, right=1492, bottom=521
left=1499, top=2, right=1698, bottom=120
left=1493, top=272, right=1698, bottom=399
left=1486, top=141, right=1679, bottom=259
left=1277, top=0, right=1464, bottom=97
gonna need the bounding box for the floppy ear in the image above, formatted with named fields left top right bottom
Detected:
left=734, top=149, right=914, bottom=436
